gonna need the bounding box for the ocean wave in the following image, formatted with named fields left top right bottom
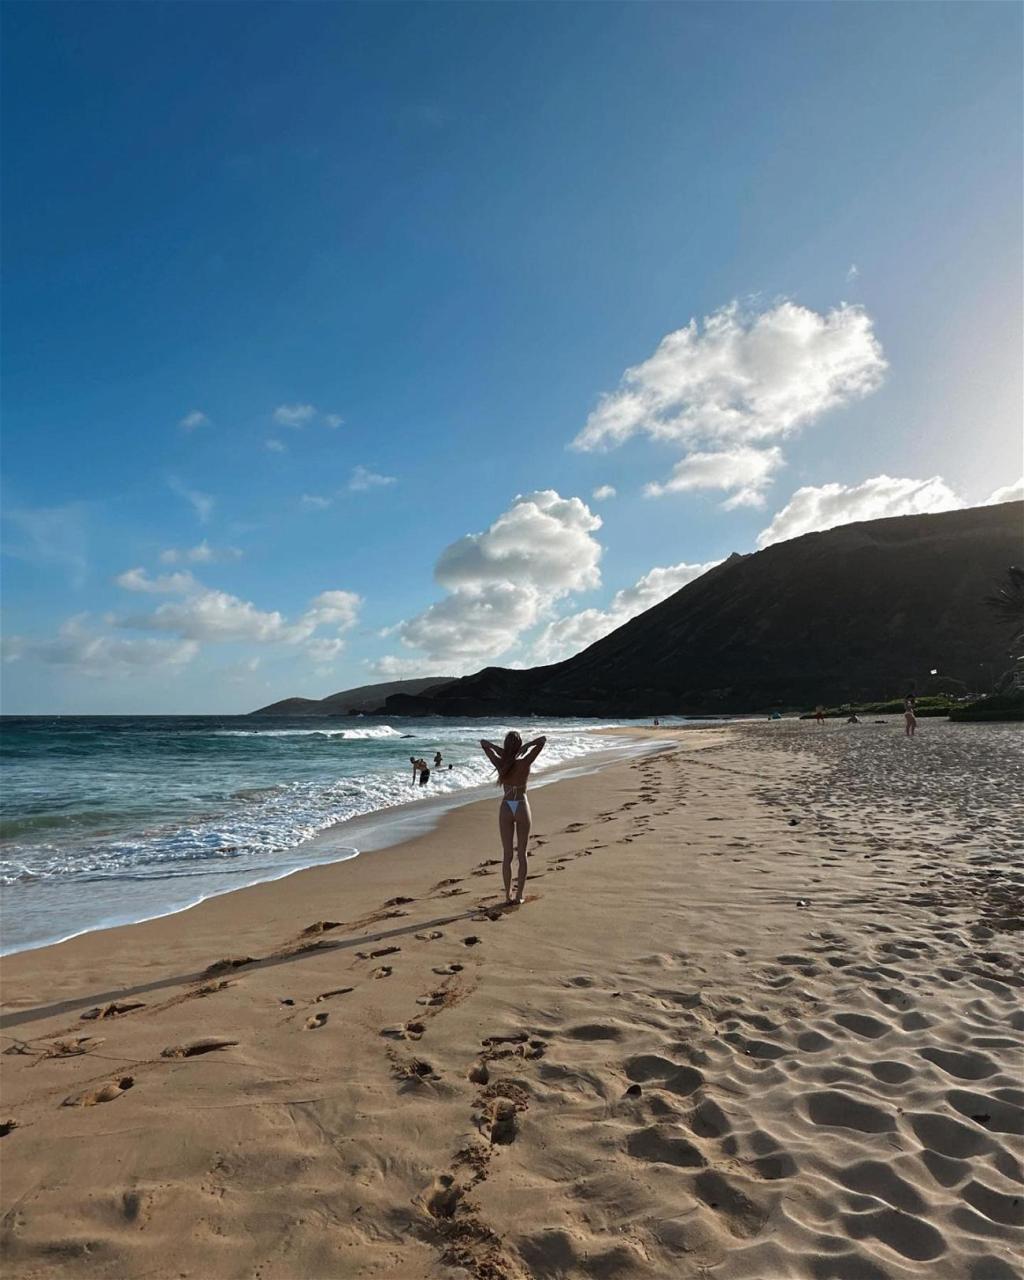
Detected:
left=214, top=725, right=404, bottom=740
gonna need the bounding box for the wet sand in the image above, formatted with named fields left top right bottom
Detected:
left=1, top=720, right=1021, bottom=1279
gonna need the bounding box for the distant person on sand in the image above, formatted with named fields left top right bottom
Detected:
left=815, top=705, right=825, bottom=725
left=479, top=731, right=547, bottom=906
left=904, top=695, right=917, bottom=737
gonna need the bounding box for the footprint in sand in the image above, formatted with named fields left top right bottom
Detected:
left=80, top=1001, right=146, bottom=1021
left=356, top=945, right=401, bottom=960
left=0, top=1120, right=18, bottom=1136
left=314, top=987, right=353, bottom=1003
left=462, top=936, right=482, bottom=947
left=431, top=878, right=463, bottom=891
left=303, top=1013, right=329, bottom=1031
left=381, top=1021, right=425, bottom=1041
left=488, top=1098, right=518, bottom=1144
left=385, top=896, right=415, bottom=907
left=40, top=1036, right=105, bottom=1059
left=416, top=931, right=444, bottom=941
left=432, top=963, right=464, bottom=976
left=371, top=965, right=393, bottom=979
left=63, top=1077, right=134, bottom=1107
left=301, top=920, right=342, bottom=935
left=440, top=888, right=467, bottom=898
left=203, top=956, right=255, bottom=977
left=162, top=1037, right=239, bottom=1058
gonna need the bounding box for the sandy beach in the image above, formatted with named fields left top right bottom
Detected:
left=1, top=720, right=1022, bottom=1280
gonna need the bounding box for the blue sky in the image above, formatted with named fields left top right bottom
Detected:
left=2, top=1, right=1021, bottom=713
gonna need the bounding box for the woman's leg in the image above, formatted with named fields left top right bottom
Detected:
left=499, top=802, right=516, bottom=901
left=512, top=801, right=532, bottom=902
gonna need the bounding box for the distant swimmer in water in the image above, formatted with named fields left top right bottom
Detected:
left=433, top=751, right=443, bottom=769
left=904, top=694, right=917, bottom=738
left=479, top=731, right=547, bottom=905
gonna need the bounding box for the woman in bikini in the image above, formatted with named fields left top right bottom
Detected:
left=479, top=731, right=547, bottom=905
left=903, top=694, right=917, bottom=738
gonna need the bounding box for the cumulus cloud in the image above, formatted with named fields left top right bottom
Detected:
left=3, top=615, right=198, bottom=677
left=986, top=477, right=1024, bottom=505
left=573, top=300, right=886, bottom=505
left=168, top=477, right=214, bottom=524
left=436, top=491, right=601, bottom=596
left=530, top=559, right=718, bottom=665
left=644, top=446, right=783, bottom=508
left=273, top=403, right=316, bottom=427
left=592, top=485, right=617, bottom=501
left=380, top=491, right=603, bottom=668
left=349, top=465, right=396, bottom=492
left=159, top=541, right=242, bottom=565
left=115, top=568, right=361, bottom=650
left=756, top=475, right=963, bottom=549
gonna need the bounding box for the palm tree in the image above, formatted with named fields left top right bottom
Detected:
left=985, top=566, right=1024, bottom=650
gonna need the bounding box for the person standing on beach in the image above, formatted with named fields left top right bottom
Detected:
left=479, top=731, right=546, bottom=906
left=815, top=705, right=825, bottom=725
left=904, top=695, right=918, bottom=737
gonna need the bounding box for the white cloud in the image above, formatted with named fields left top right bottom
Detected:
left=323, top=413, right=344, bottom=429
left=756, top=474, right=963, bottom=549
left=1, top=501, right=90, bottom=586
left=303, top=589, right=361, bottom=632
left=349, top=465, right=396, bottom=492
left=435, top=490, right=601, bottom=596
left=168, top=477, right=214, bottom=524
left=300, top=494, right=331, bottom=510
left=273, top=403, right=317, bottom=427
left=115, top=567, right=198, bottom=594
left=846, top=264, right=860, bottom=282
left=644, top=446, right=782, bottom=507
left=380, top=490, right=603, bottom=668
left=179, top=410, right=209, bottom=432
left=4, top=615, right=198, bottom=677
left=986, top=477, right=1024, bottom=505
left=575, top=301, right=886, bottom=452
left=572, top=299, right=886, bottom=505
left=119, top=575, right=362, bottom=648
left=159, top=541, right=242, bottom=565
left=305, top=637, right=346, bottom=667
left=592, top=485, right=617, bottom=501
left=531, top=559, right=718, bottom=664
left=266, top=438, right=287, bottom=453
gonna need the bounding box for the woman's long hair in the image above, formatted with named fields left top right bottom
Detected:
left=493, top=730, right=522, bottom=784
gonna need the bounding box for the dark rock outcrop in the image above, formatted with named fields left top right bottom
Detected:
left=385, top=503, right=1024, bottom=717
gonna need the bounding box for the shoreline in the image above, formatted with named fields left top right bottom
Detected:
left=3, top=718, right=1019, bottom=1280
left=0, top=727, right=671, bottom=960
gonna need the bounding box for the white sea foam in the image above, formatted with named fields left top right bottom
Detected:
left=214, top=724, right=405, bottom=740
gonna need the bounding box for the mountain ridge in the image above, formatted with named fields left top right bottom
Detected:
left=250, top=676, right=455, bottom=717
left=383, top=502, right=1023, bottom=717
